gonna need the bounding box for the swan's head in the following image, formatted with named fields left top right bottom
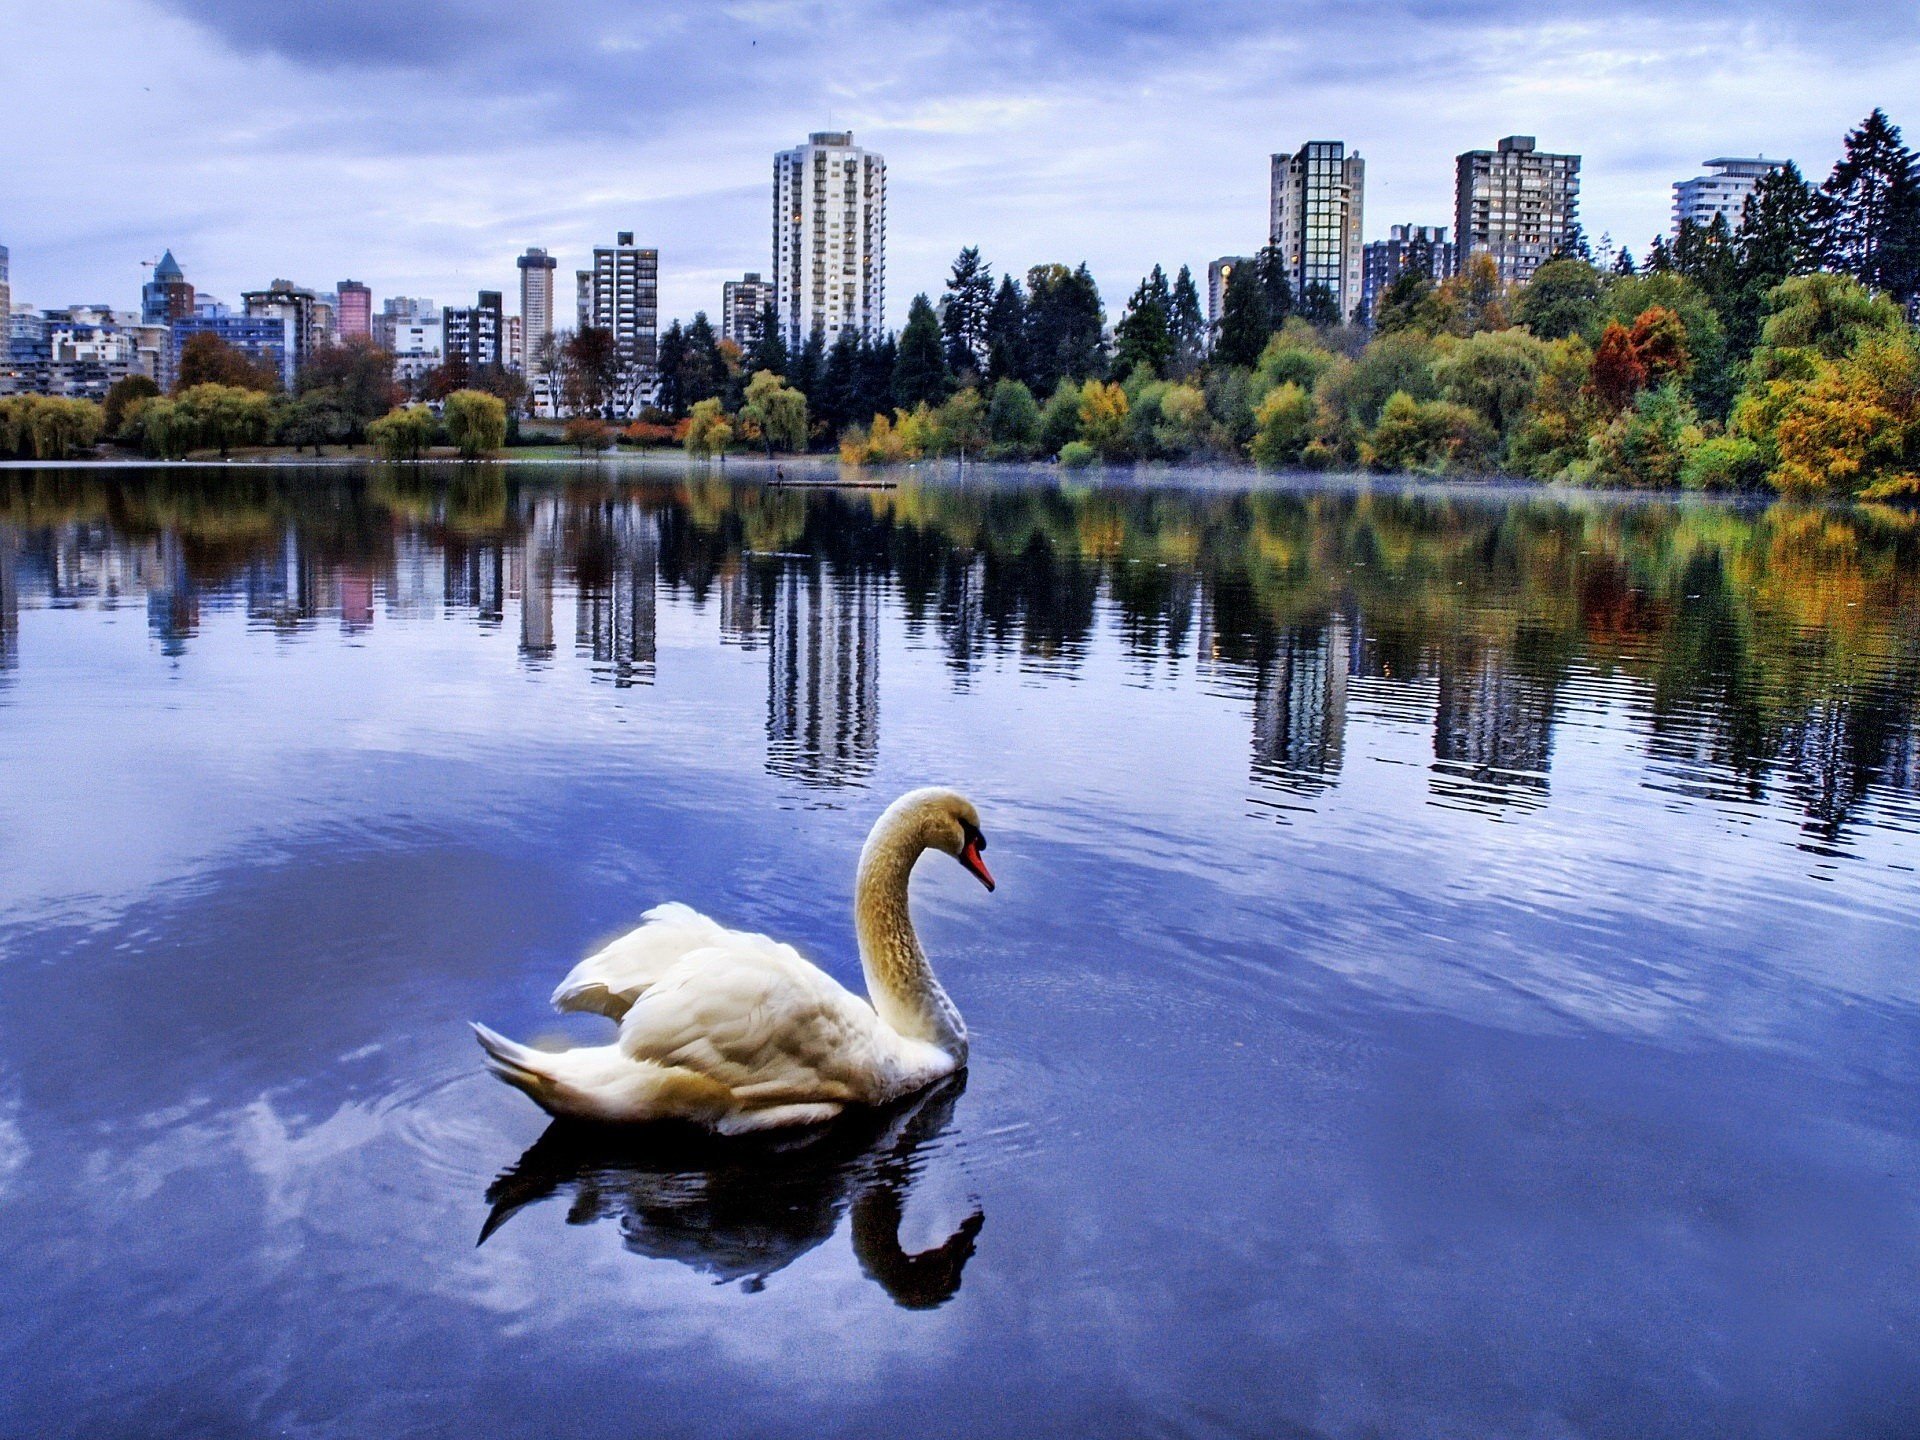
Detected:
left=879, top=787, right=995, bottom=892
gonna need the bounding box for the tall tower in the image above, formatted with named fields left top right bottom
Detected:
left=1270, top=142, right=1366, bottom=323
left=142, top=251, right=196, bottom=327
left=335, top=280, right=372, bottom=341
left=1454, top=136, right=1581, bottom=286
left=589, top=234, right=658, bottom=371
left=517, top=247, right=557, bottom=367
left=773, top=131, right=887, bottom=350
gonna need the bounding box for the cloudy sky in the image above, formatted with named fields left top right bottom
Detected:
left=3, top=0, right=1917, bottom=328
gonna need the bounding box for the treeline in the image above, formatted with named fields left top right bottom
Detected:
left=654, top=109, right=1920, bottom=496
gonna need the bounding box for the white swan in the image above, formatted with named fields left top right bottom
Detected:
left=473, top=788, right=995, bottom=1134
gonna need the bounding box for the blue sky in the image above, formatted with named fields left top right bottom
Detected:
left=2, top=0, right=1917, bottom=329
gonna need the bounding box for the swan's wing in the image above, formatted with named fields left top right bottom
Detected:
left=616, top=937, right=889, bottom=1105
left=551, top=903, right=746, bottom=1020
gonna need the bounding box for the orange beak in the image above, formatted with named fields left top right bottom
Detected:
left=959, top=838, right=995, bottom=892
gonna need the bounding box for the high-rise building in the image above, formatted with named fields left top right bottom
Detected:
left=443, top=290, right=504, bottom=372
left=142, top=251, right=195, bottom=328
left=0, top=244, right=10, bottom=342
left=1360, top=225, right=1455, bottom=326
left=335, top=280, right=372, bottom=341
left=575, top=270, right=592, bottom=331
left=505, top=314, right=524, bottom=373
left=387, top=316, right=443, bottom=386
left=1207, top=256, right=1251, bottom=330
left=588, top=233, right=659, bottom=404
left=241, top=279, right=325, bottom=385
left=722, top=272, right=774, bottom=350
left=773, top=130, right=887, bottom=349
left=517, top=247, right=557, bottom=368
left=373, top=296, right=434, bottom=352
left=1672, top=157, right=1787, bottom=237
left=1270, top=141, right=1365, bottom=322
left=1454, top=136, right=1581, bottom=286
left=166, top=314, right=287, bottom=392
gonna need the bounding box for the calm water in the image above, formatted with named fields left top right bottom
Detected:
left=2, top=462, right=1918, bottom=1439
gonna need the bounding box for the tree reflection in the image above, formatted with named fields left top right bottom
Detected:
left=478, top=1075, right=980, bottom=1309
left=3, top=468, right=1917, bottom=844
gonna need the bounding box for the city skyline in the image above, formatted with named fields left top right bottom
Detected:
left=3, top=0, right=1915, bottom=330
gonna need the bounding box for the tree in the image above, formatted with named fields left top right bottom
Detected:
left=1517, top=258, right=1603, bottom=339
left=1077, top=379, right=1130, bottom=458
left=1727, top=162, right=1822, bottom=358
left=683, top=397, right=732, bottom=457
left=175, top=383, right=271, bottom=456
left=674, top=314, right=724, bottom=413
left=1297, top=283, right=1341, bottom=328
left=1364, top=391, right=1496, bottom=473
left=1432, top=328, right=1552, bottom=438
left=747, top=303, right=788, bottom=379
left=893, top=294, right=950, bottom=408
left=1215, top=263, right=1271, bottom=368
left=739, top=370, right=808, bottom=454
left=1430, top=255, right=1510, bottom=336
left=1374, top=268, right=1435, bottom=335
left=1113, top=265, right=1175, bottom=378
left=1025, top=263, right=1106, bottom=392
left=984, top=274, right=1029, bottom=385
left=1818, top=108, right=1918, bottom=298
left=277, top=390, right=354, bottom=455
left=103, top=375, right=160, bottom=437
left=1767, top=331, right=1920, bottom=499
left=563, top=327, right=621, bottom=417
left=174, top=331, right=278, bottom=393
left=1253, top=244, right=1293, bottom=325
left=1750, top=272, right=1906, bottom=378
left=564, top=417, right=615, bottom=453
left=1591, top=324, right=1649, bottom=411
left=367, top=404, right=435, bottom=460
left=985, top=378, right=1041, bottom=457
left=298, top=337, right=401, bottom=432
left=443, top=389, right=507, bottom=457
left=1612, top=248, right=1638, bottom=277
left=1249, top=383, right=1315, bottom=468
left=934, top=387, right=989, bottom=459
left=1167, top=265, right=1206, bottom=376
left=941, top=247, right=994, bottom=377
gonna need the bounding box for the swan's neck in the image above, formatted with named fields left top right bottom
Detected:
left=855, top=826, right=967, bottom=1061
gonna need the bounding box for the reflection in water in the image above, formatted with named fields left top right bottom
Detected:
left=768, top=562, right=880, bottom=787
left=3, top=468, right=1919, bottom=844
left=479, top=1076, right=980, bottom=1309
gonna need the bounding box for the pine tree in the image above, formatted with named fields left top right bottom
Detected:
left=676, top=313, right=723, bottom=409
left=1254, top=244, right=1293, bottom=324
left=654, top=321, right=688, bottom=416
left=1113, top=265, right=1175, bottom=377
left=894, top=294, right=949, bottom=408
left=1215, top=264, right=1270, bottom=367
left=1728, top=161, right=1821, bottom=357
left=1298, top=282, right=1341, bottom=328
left=747, top=302, right=788, bottom=379
left=985, top=274, right=1029, bottom=386
left=1613, top=248, right=1637, bottom=277
left=940, top=247, right=995, bottom=378
left=1819, top=108, right=1916, bottom=293
left=1025, top=263, right=1107, bottom=392
left=1167, top=265, right=1206, bottom=376
left=818, top=329, right=863, bottom=429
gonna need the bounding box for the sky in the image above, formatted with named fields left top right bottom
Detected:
left=2, top=0, right=1918, bottom=329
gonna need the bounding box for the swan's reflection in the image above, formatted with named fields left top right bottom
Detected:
left=480, top=1075, right=981, bottom=1308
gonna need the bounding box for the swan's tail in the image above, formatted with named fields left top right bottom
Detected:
left=471, top=1023, right=567, bottom=1112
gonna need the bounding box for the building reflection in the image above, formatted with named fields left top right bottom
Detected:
left=0, top=531, right=17, bottom=681
left=519, top=496, right=558, bottom=662
left=572, top=506, right=657, bottom=688
left=145, top=531, right=198, bottom=656
left=1430, top=633, right=1559, bottom=809
left=1250, top=619, right=1353, bottom=796
left=767, top=560, right=880, bottom=788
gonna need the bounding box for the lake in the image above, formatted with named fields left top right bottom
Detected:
left=1, top=460, right=1917, bottom=1439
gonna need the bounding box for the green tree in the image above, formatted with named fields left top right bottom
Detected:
left=985, top=378, right=1041, bottom=457
left=894, top=293, right=950, bottom=408
left=1727, top=162, right=1822, bottom=358
left=1374, top=268, right=1436, bottom=335
left=739, top=369, right=809, bottom=455
left=1587, top=381, right=1703, bottom=488
left=1517, top=258, right=1603, bottom=339
left=298, top=337, right=401, bottom=433
left=676, top=313, right=725, bottom=412
left=941, top=247, right=994, bottom=378
left=1038, top=380, right=1084, bottom=454
left=1818, top=108, right=1917, bottom=297
left=1214, top=263, right=1270, bottom=368
left=1296, top=282, right=1341, bottom=328
left=367, top=404, right=436, bottom=461
left=985, top=274, right=1029, bottom=385
left=103, top=375, right=161, bottom=437
left=1025, top=262, right=1106, bottom=391
left=1253, top=244, right=1293, bottom=324
left=1113, top=265, right=1174, bottom=377
left=1249, top=383, right=1315, bottom=468
left=747, top=303, right=789, bottom=379
left=277, top=390, right=354, bottom=455
left=684, top=397, right=732, bottom=457
left=1433, top=328, right=1552, bottom=438
left=1750, top=271, right=1906, bottom=377
left=1364, top=392, right=1496, bottom=473
left=1327, top=331, right=1437, bottom=428
left=443, top=389, right=507, bottom=457
left=934, top=387, right=990, bottom=459
left=176, top=383, right=271, bottom=456
left=1167, top=265, right=1207, bottom=377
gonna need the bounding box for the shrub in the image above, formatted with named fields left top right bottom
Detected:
left=564, top=417, right=615, bottom=453
left=1058, top=439, right=1097, bottom=469
left=1364, top=391, right=1497, bottom=473
left=368, top=404, right=437, bottom=461
left=986, top=379, right=1041, bottom=458
left=1587, top=382, right=1703, bottom=489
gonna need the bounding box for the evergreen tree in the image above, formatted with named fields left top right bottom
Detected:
left=1168, top=265, right=1206, bottom=376
left=747, top=303, right=788, bottom=379
left=1818, top=108, right=1917, bottom=296
left=1113, top=265, right=1175, bottom=377
left=1298, top=282, right=1341, bottom=328
left=1374, top=269, right=1433, bottom=335
left=894, top=294, right=950, bottom=408
left=859, top=334, right=897, bottom=422
left=790, top=330, right=826, bottom=414
left=1613, top=248, right=1638, bottom=277
left=985, top=274, right=1029, bottom=385
left=1025, top=263, right=1106, bottom=392
left=1726, top=163, right=1823, bottom=358
left=1644, top=236, right=1675, bottom=273
left=819, top=328, right=863, bottom=430
left=1254, top=244, right=1293, bottom=324
left=940, top=247, right=995, bottom=378
left=1215, top=263, right=1271, bottom=367
left=654, top=321, right=688, bottom=416
left=675, top=313, right=723, bottom=410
